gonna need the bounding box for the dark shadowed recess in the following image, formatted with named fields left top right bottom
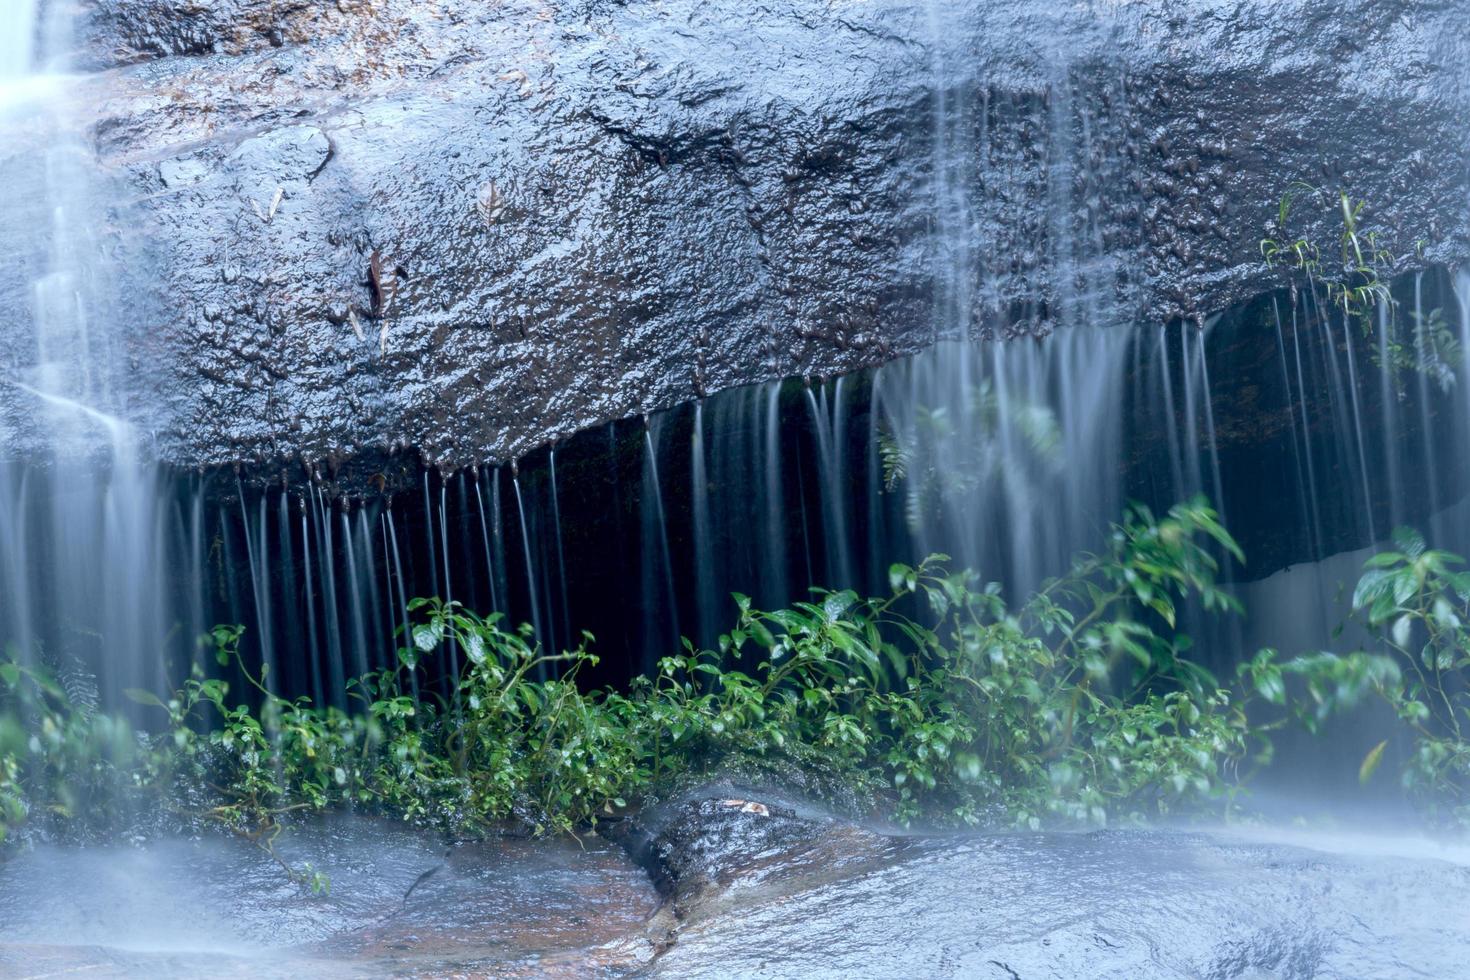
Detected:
left=144, top=268, right=1468, bottom=702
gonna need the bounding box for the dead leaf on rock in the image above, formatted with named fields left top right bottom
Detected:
left=719, top=799, right=771, bottom=816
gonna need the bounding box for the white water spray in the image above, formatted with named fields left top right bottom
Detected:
left=0, top=0, right=173, bottom=706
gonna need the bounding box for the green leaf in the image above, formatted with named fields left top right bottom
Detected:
left=0, top=663, right=18, bottom=688
left=823, top=591, right=855, bottom=622
left=412, top=623, right=441, bottom=652
left=123, top=688, right=165, bottom=709
left=1391, top=527, right=1425, bottom=559
left=749, top=620, right=776, bottom=648
left=1391, top=572, right=1418, bottom=606
left=1358, top=739, right=1388, bottom=785
left=1253, top=669, right=1285, bottom=707
left=1352, top=568, right=1393, bottom=611
left=1391, top=615, right=1412, bottom=649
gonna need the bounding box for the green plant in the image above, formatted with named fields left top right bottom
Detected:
left=1341, top=528, right=1470, bottom=825
left=625, top=497, right=1281, bottom=827
left=1260, top=186, right=1456, bottom=393
left=412, top=601, right=645, bottom=833
left=0, top=653, right=145, bottom=844
left=10, top=497, right=1427, bottom=871
left=1261, top=186, right=1396, bottom=317
left=1384, top=305, right=1460, bottom=395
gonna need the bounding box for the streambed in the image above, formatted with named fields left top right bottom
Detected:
left=0, top=815, right=660, bottom=978
left=654, top=824, right=1470, bottom=979
left=2, top=804, right=1467, bottom=979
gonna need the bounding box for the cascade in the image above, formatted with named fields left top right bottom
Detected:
left=0, top=3, right=1467, bottom=973
left=178, top=259, right=1466, bottom=712
left=0, top=0, right=35, bottom=84
left=547, top=448, right=572, bottom=650
left=0, top=0, right=177, bottom=709
left=512, top=468, right=546, bottom=671
left=0, top=0, right=1462, bottom=804
left=923, top=1, right=977, bottom=339
left=640, top=422, right=681, bottom=670
left=689, top=402, right=718, bottom=643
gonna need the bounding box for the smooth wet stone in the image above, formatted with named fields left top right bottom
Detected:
left=647, top=815, right=1470, bottom=979
left=226, top=123, right=333, bottom=186
left=4, top=788, right=1469, bottom=978
left=0, top=814, right=661, bottom=978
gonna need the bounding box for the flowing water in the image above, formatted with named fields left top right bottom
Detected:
left=650, top=826, right=1470, bottom=978
left=0, top=3, right=35, bottom=83
left=0, top=814, right=660, bottom=977
left=0, top=1, right=1468, bottom=973
left=0, top=0, right=177, bottom=708
left=179, top=271, right=1468, bottom=715
left=132, top=5, right=1465, bottom=750
left=0, top=0, right=1461, bottom=747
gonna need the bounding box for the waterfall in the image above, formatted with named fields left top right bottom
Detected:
left=102, top=260, right=1462, bottom=739
left=0, top=0, right=1458, bottom=758
left=690, top=402, right=718, bottom=643
left=547, top=448, right=572, bottom=651
left=0, top=0, right=36, bottom=84
left=0, top=0, right=175, bottom=708
left=924, top=1, right=978, bottom=340
left=640, top=423, right=681, bottom=668
left=512, top=470, right=547, bottom=662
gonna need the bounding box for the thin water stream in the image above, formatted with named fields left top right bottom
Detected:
left=0, top=0, right=176, bottom=708
left=0, top=0, right=1467, bottom=974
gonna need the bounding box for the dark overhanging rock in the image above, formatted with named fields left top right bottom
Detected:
left=1, top=0, right=1465, bottom=489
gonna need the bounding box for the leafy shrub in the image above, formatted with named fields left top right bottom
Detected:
left=14, top=496, right=1462, bottom=886
left=0, top=657, right=143, bottom=844
left=629, top=497, right=1263, bottom=827
left=1334, top=528, right=1470, bottom=825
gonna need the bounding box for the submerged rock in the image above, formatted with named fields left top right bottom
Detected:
left=611, top=786, right=1470, bottom=978
left=0, top=0, right=1466, bottom=483
left=0, top=812, right=662, bottom=978
left=2, top=786, right=1467, bottom=978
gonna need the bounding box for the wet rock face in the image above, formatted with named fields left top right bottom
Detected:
left=649, top=823, right=1470, bottom=979
left=603, top=785, right=1470, bottom=978
left=0, top=814, right=665, bottom=978
left=76, top=0, right=358, bottom=66
left=2, top=0, right=1465, bottom=482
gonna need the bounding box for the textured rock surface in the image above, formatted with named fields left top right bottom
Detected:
left=648, top=821, right=1470, bottom=979
left=0, top=813, right=662, bottom=978
left=1, top=0, right=1466, bottom=481
left=601, top=783, right=1470, bottom=978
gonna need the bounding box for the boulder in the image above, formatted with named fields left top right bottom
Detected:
left=0, top=0, right=1464, bottom=485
